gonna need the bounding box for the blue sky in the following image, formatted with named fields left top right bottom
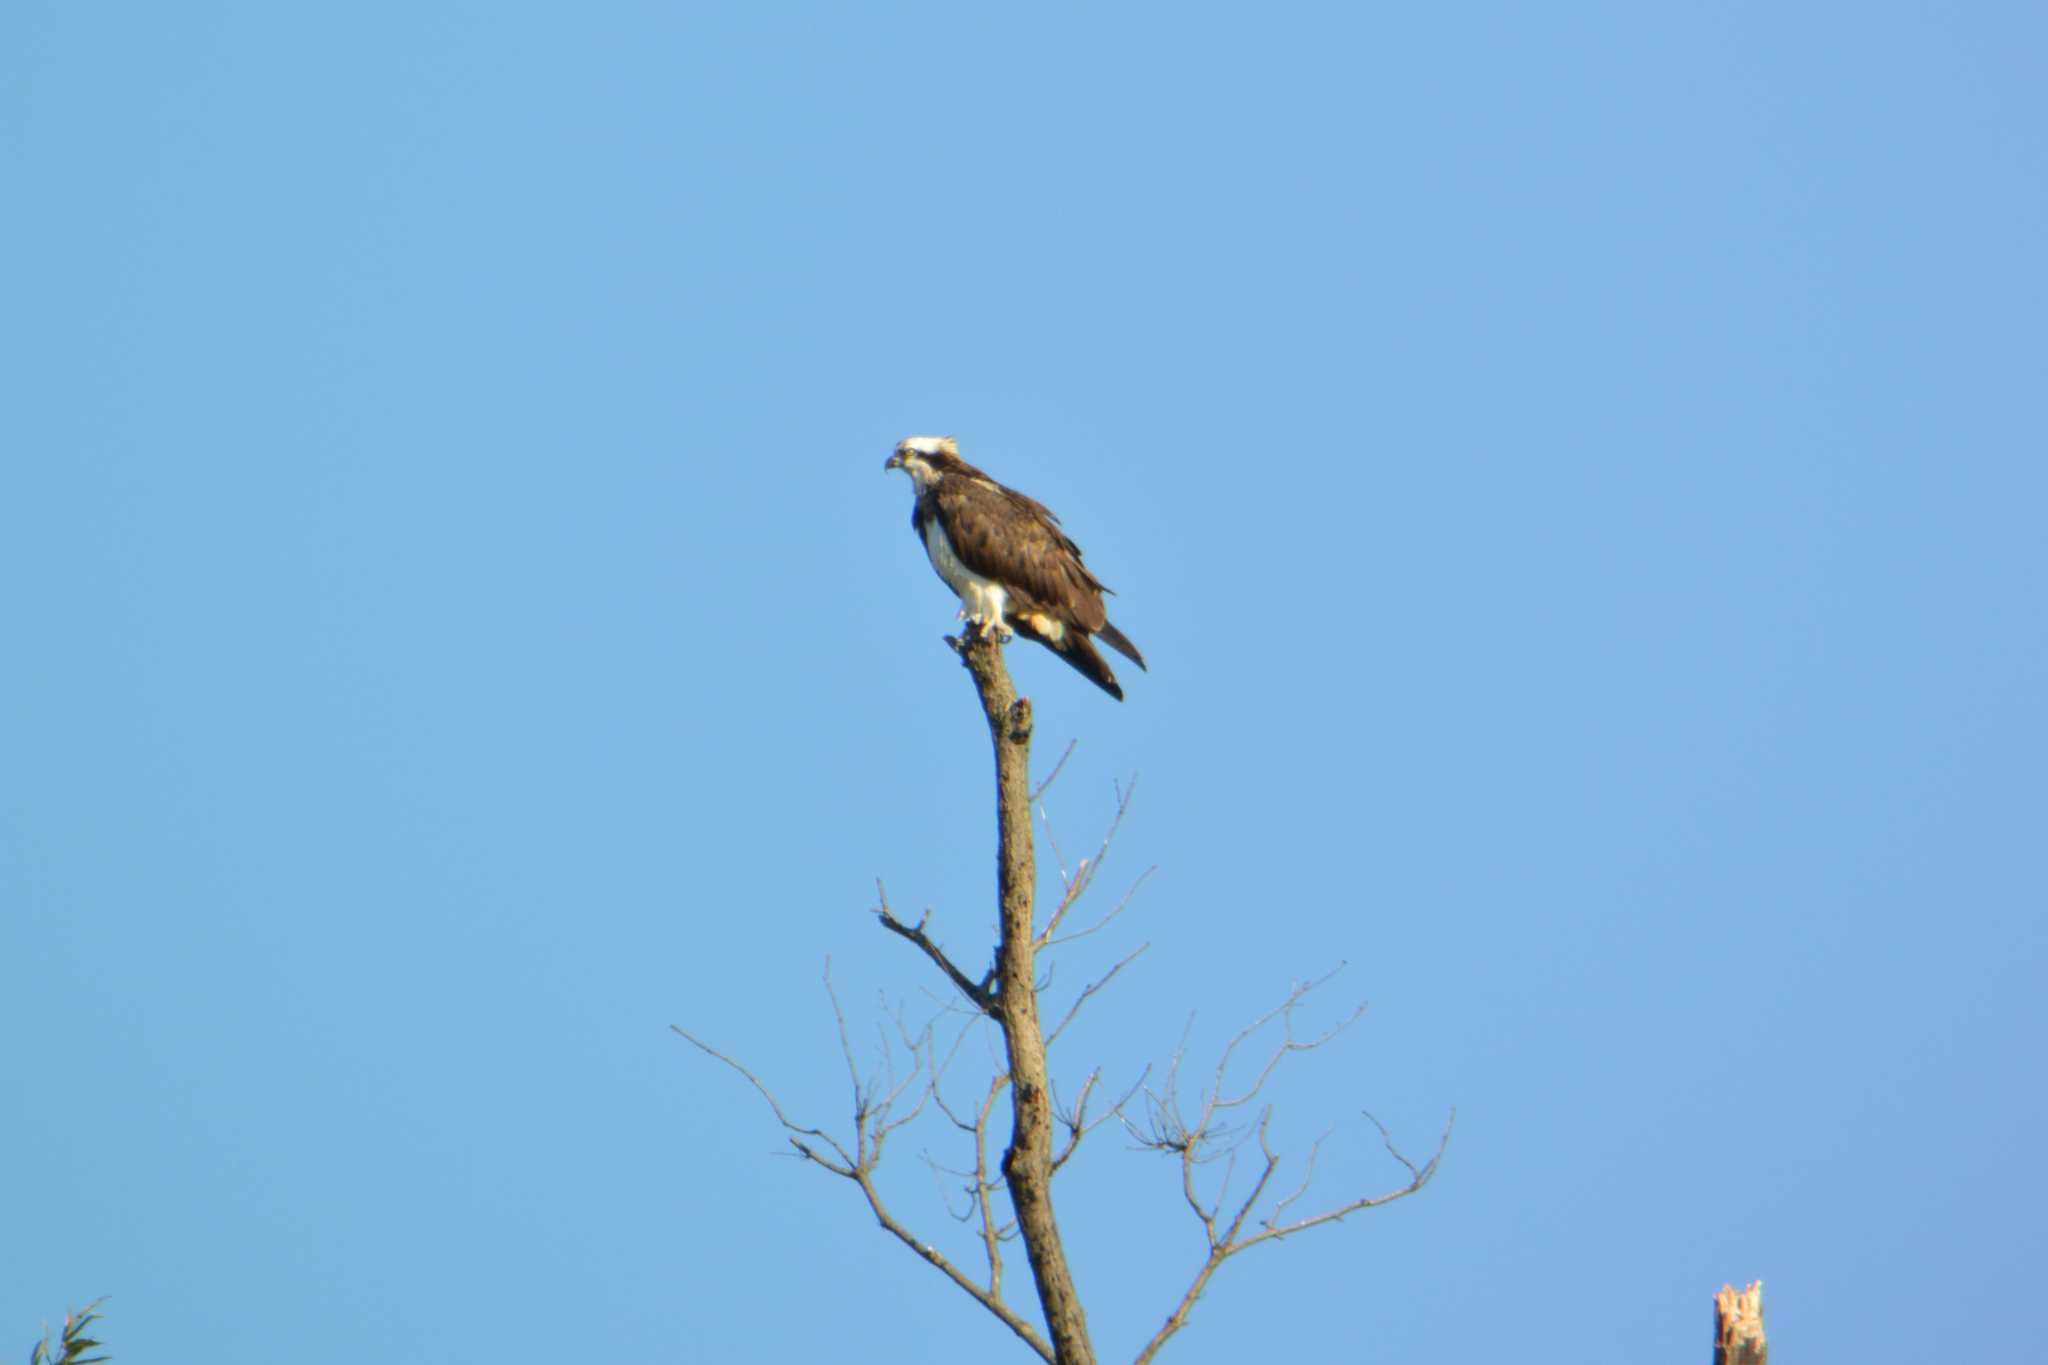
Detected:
left=6, top=2, right=2043, bottom=1360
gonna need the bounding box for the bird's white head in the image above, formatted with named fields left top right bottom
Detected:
left=883, top=435, right=959, bottom=491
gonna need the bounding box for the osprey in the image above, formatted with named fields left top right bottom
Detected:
left=885, top=436, right=1146, bottom=700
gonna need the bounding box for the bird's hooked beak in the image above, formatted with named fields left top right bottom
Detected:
left=883, top=448, right=903, bottom=471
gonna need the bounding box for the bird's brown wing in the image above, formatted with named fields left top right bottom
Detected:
left=934, top=474, right=1112, bottom=632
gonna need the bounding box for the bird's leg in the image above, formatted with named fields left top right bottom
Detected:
left=959, top=611, right=1007, bottom=639
left=955, top=588, right=1013, bottom=643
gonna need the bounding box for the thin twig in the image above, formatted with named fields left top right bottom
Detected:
left=1044, top=943, right=1150, bottom=1049
left=1038, top=775, right=1140, bottom=944
left=1045, top=866, right=1156, bottom=948
left=673, top=1020, right=1055, bottom=1364
left=1031, top=739, right=1079, bottom=804
left=671, top=1027, right=857, bottom=1172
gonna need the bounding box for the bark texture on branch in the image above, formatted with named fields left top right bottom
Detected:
left=1714, top=1281, right=1767, bottom=1365
left=954, top=631, right=1097, bottom=1365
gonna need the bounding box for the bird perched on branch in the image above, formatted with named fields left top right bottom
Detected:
left=885, top=436, right=1145, bottom=700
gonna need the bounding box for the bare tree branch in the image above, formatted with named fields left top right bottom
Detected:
left=671, top=1017, right=1056, bottom=1363
left=1038, top=775, right=1140, bottom=945
left=1050, top=1065, right=1149, bottom=1176
left=671, top=1026, right=857, bottom=1173
left=973, top=1071, right=1010, bottom=1293
left=1121, top=974, right=1454, bottom=1365
left=875, top=880, right=997, bottom=1014
left=1031, top=738, right=1080, bottom=804
left=1045, top=865, right=1155, bottom=949
left=851, top=1165, right=1057, bottom=1363
left=1044, top=943, right=1149, bottom=1049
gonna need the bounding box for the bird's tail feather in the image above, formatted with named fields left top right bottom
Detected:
left=1051, top=634, right=1125, bottom=701
left=1096, top=622, right=1145, bottom=670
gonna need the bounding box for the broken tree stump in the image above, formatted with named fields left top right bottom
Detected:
left=1714, top=1281, right=1767, bottom=1365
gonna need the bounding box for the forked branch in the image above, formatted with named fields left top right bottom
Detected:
left=875, top=880, right=997, bottom=1014
left=673, top=971, right=1056, bottom=1363
left=1124, top=972, right=1453, bottom=1365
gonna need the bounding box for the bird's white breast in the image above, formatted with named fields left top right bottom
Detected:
left=922, top=515, right=1007, bottom=625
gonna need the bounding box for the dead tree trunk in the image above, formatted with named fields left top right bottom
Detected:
left=683, top=625, right=1445, bottom=1360
left=1714, top=1281, right=1767, bottom=1365
left=953, top=631, right=1096, bottom=1365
